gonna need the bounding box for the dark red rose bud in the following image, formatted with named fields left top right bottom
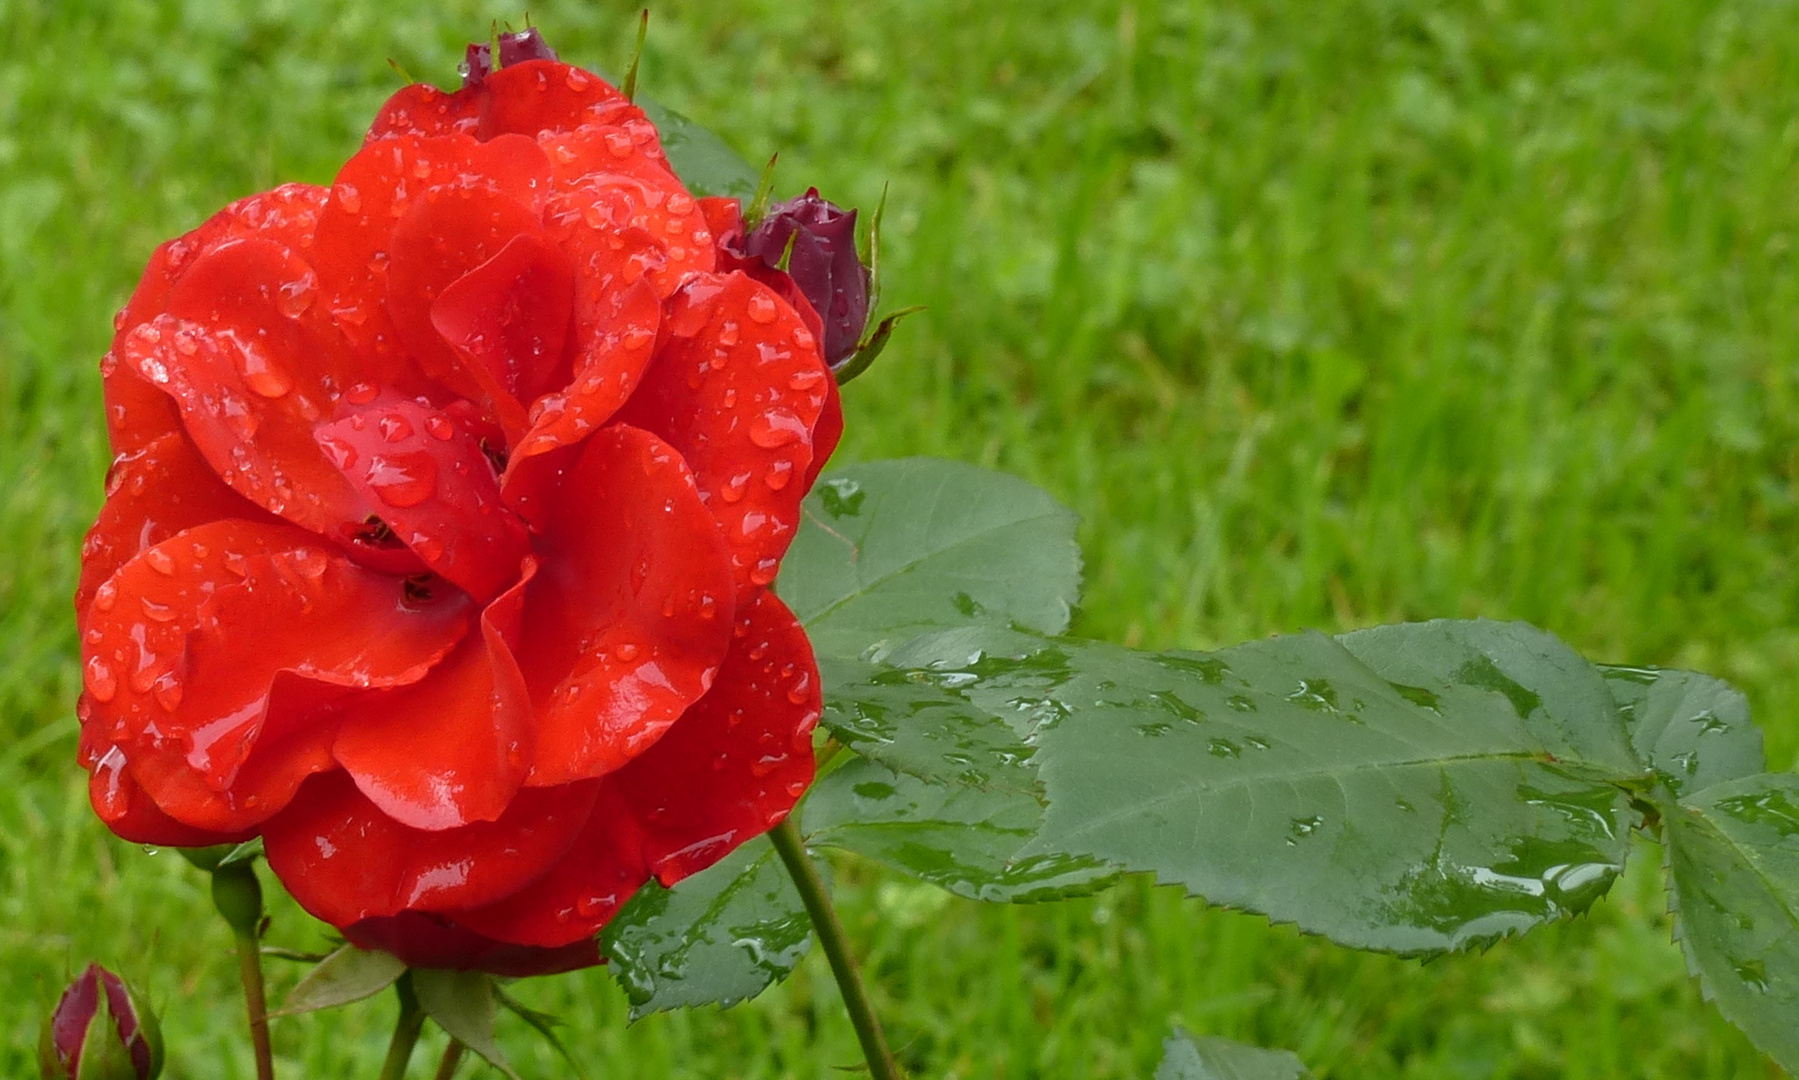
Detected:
left=742, top=189, right=871, bottom=368
left=39, top=965, right=162, bottom=1080
left=460, top=27, right=559, bottom=88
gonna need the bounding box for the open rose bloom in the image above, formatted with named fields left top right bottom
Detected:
left=77, top=57, right=840, bottom=973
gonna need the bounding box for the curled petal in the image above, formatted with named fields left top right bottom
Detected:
left=449, top=783, right=649, bottom=947
left=76, top=431, right=278, bottom=617
left=615, top=272, right=833, bottom=597
left=520, top=425, right=736, bottom=787
left=263, top=770, right=600, bottom=925
left=81, top=520, right=471, bottom=827
left=88, top=741, right=254, bottom=847
left=311, top=133, right=551, bottom=392
left=615, top=590, right=820, bottom=884
left=315, top=398, right=529, bottom=602
left=333, top=559, right=536, bottom=830
left=387, top=184, right=548, bottom=426
left=431, top=232, right=576, bottom=410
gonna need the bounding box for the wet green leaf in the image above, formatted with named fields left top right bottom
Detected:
left=884, top=620, right=1643, bottom=954
left=274, top=945, right=405, bottom=1016
left=817, top=655, right=1040, bottom=795
left=806, top=756, right=1117, bottom=902
left=637, top=96, right=760, bottom=199
left=1663, top=772, right=1799, bottom=1074
left=778, top=459, right=1082, bottom=660
left=1156, top=1027, right=1312, bottom=1079
left=412, top=969, right=516, bottom=1079
left=601, top=837, right=812, bottom=1018
left=1601, top=665, right=1764, bottom=799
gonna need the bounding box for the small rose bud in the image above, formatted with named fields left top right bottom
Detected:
left=742, top=189, right=871, bottom=368
left=38, top=965, right=162, bottom=1080
left=460, top=27, right=559, bottom=88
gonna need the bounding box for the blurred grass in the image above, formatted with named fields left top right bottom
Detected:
left=2, top=0, right=1797, bottom=1075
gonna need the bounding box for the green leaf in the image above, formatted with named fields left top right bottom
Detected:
left=884, top=620, right=1642, bottom=954
left=1601, top=665, right=1765, bottom=800
left=637, top=96, right=760, bottom=199
left=806, top=756, right=1117, bottom=902
left=274, top=945, right=406, bottom=1016
left=1662, top=772, right=1799, bottom=1074
left=817, top=655, right=1040, bottom=794
left=778, top=459, right=1082, bottom=660
left=1156, top=1027, right=1312, bottom=1080
left=601, top=837, right=812, bottom=1018
left=412, top=969, right=517, bottom=1079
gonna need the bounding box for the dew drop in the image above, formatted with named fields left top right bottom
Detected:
left=616, top=642, right=641, bottom=662
left=720, top=472, right=752, bottom=503
left=566, top=69, right=592, bottom=91
left=235, top=343, right=294, bottom=399
left=718, top=320, right=741, bottom=347
left=667, top=193, right=694, bottom=216
left=153, top=673, right=185, bottom=712
left=378, top=412, right=415, bottom=443
left=336, top=184, right=363, bottom=214
left=144, top=548, right=177, bottom=576
left=764, top=460, right=794, bottom=490
left=365, top=452, right=439, bottom=507
left=276, top=274, right=317, bottom=318
left=750, top=558, right=780, bottom=586
left=424, top=415, right=456, bottom=440
left=85, top=657, right=118, bottom=702
left=140, top=597, right=178, bottom=623
left=604, top=130, right=635, bottom=157
left=747, top=411, right=804, bottom=448
left=746, top=292, right=778, bottom=324
left=345, top=382, right=379, bottom=405
left=788, top=369, right=823, bottom=391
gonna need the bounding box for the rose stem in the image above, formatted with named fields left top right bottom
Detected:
left=377, top=974, right=426, bottom=1080
left=432, top=1039, right=467, bottom=1080
left=768, top=817, right=902, bottom=1080
left=232, top=926, right=276, bottom=1080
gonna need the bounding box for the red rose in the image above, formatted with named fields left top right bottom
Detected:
left=76, top=58, right=840, bottom=973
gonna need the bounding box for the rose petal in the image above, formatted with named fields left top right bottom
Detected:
left=614, top=590, right=820, bottom=883
left=76, top=431, right=278, bottom=617
left=314, top=398, right=529, bottom=602
left=311, top=133, right=551, bottom=394
left=449, top=782, right=649, bottom=947
left=614, top=272, right=833, bottom=597
left=332, top=559, right=536, bottom=830
left=82, top=520, right=471, bottom=817
left=365, top=83, right=480, bottom=142
left=476, top=61, right=637, bottom=142
left=88, top=741, right=254, bottom=847
left=387, top=185, right=547, bottom=427
left=520, top=424, right=736, bottom=786
left=431, top=232, right=576, bottom=412
left=263, top=770, right=600, bottom=925
left=342, top=911, right=600, bottom=975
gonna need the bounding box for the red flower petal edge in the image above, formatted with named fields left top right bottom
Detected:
left=77, top=48, right=836, bottom=971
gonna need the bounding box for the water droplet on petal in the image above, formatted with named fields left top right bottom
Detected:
left=604, top=130, right=635, bottom=157
left=235, top=342, right=294, bottom=398
left=764, top=460, right=793, bottom=490
left=85, top=657, right=118, bottom=702
left=748, top=411, right=805, bottom=448
left=424, top=415, right=456, bottom=440
left=276, top=274, right=317, bottom=318
left=144, top=548, right=176, bottom=576
left=366, top=452, right=439, bottom=508
left=750, top=558, right=780, bottom=586
left=346, top=382, right=379, bottom=405
left=788, top=369, right=823, bottom=391
left=336, top=184, right=362, bottom=214
left=93, top=582, right=119, bottom=612
left=746, top=292, right=778, bottom=324
left=379, top=412, right=414, bottom=442
left=720, top=472, right=751, bottom=503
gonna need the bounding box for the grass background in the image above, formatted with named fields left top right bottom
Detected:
left=2, top=0, right=1796, bottom=1075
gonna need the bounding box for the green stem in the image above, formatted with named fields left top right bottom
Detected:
left=378, top=976, right=425, bottom=1080
left=233, top=929, right=276, bottom=1080
left=432, top=1039, right=467, bottom=1080
left=769, top=817, right=902, bottom=1080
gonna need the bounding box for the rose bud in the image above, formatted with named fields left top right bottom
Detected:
left=38, top=965, right=163, bottom=1080
left=459, top=27, right=558, bottom=88
left=741, top=189, right=871, bottom=368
